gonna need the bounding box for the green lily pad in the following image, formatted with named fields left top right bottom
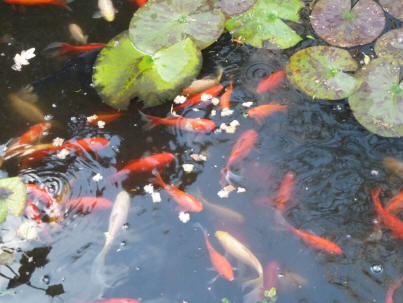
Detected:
left=134, top=37, right=202, bottom=108
left=0, top=177, right=26, bottom=224
left=93, top=31, right=144, bottom=110
left=375, top=28, right=403, bottom=65
left=379, top=0, right=403, bottom=21
left=349, top=58, right=403, bottom=138
left=219, top=0, right=256, bottom=17
left=310, top=0, right=385, bottom=47
left=286, top=46, right=360, bottom=100
left=225, top=0, right=304, bottom=49
left=129, top=0, right=225, bottom=55
left=94, top=32, right=202, bottom=109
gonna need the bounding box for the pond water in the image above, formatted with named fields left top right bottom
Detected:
left=0, top=1, right=402, bottom=303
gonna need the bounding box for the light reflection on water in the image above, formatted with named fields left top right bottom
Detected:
left=0, top=1, right=402, bottom=303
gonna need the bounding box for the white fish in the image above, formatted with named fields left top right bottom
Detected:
left=91, top=190, right=130, bottom=285
left=215, top=230, right=263, bottom=303
left=68, top=23, right=88, bottom=44
left=94, top=0, right=116, bottom=22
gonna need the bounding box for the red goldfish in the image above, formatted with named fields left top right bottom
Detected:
left=256, top=70, right=286, bottom=93
left=27, top=184, right=55, bottom=207
left=220, top=83, right=233, bottom=109
left=140, top=112, right=216, bottom=133
left=222, top=129, right=258, bottom=183
left=45, top=42, right=105, bottom=56
left=247, top=103, right=287, bottom=124
left=89, top=299, right=141, bottom=303
left=153, top=173, right=203, bottom=212
left=173, top=85, right=224, bottom=112
left=288, top=225, right=343, bottom=255
left=87, top=112, right=124, bottom=125
left=195, top=223, right=234, bottom=281
left=386, top=277, right=403, bottom=303
left=24, top=200, right=42, bottom=224
left=64, top=197, right=112, bottom=212
left=385, top=190, right=403, bottom=215
left=275, top=171, right=295, bottom=214
left=3, top=0, right=69, bottom=8
left=371, top=188, right=403, bottom=239
left=131, top=0, right=147, bottom=6
left=16, top=122, right=51, bottom=146
left=110, top=152, right=175, bottom=182
left=261, top=261, right=280, bottom=298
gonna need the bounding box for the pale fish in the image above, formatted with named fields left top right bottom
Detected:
left=94, top=0, right=116, bottom=22
left=384, top=157, right=403, bottom=178
left=181, top=67, right=223, bottom=96
left=8, top=85, right=45, bottom=124
left=215, top=230, right=263, bottom=303
left=68, top=23, right=88, bottom=44
left=91, top=190, right=130, bottom=285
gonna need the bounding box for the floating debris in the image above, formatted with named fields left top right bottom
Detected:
left=174, top=95, right=187, bottom=104
left=87, top=114, right=98, bottom=123
left=52, top=137, right=65, bottom=147
left=237, top=187, right=246, bottom=193
left=217, top=184, right=235, bottom=198
left=211, top=97, right=220, bottom=106
left=221, top=108, right=234, bottom=117
left=190, top=153, right=207, bottom=162
left=178, top=211, right=190, bottom=223
left=97, top=120, right=106, bottom=128
left=12, top=48, right=36, bottom=71
left=201, top=93, right=213, bottom=102
left=144, top=184, right=154, bottom=194
left=182, top=164, right=194, bottom=173
left=151, top=192, right=161, bottom=203
left=56, top=148, right=69, bottom=160
left=242, top=101, right=254, bottom=107
left=92, top=173, right=103, bottom=182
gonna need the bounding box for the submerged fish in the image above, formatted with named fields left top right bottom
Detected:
left=275, top=171, right=295, bottom=214
left=247, top=103, right=287, bottom=124
left=371, top=188, right=403, bottom=239
left=92, top=191, right=130, bottom=285
left=221, top=129, right=258, bottom=184
left=94, top=0, right=116, bottom=22
left=198, top=192, right=244, bottom=223
left=109, top=152, right=175, bottom=182
left=182, top=69, right=223, bottom=96
left=88, top=299, right=141, bottom=303
left=68, top=24, right=88, bottom=45
left=256, top=70, right=286, bottom=93
left=153, top=173, right=203, bottom=212
left=385, top=190, right=403, bottom=215
left=3, top=0, right=69, bottom=9
left=27, top=184, right=55, bottom=207
left=87, top=112, right=125, bottom=125
left=385, top=277, right=403, bottom=303
left=383, top=157, right=403, bottom=177
left=140, top=112, right=216, bottom=133
left=194, top=223, right=234, bottom=281
left=45, top=42, right=105, bottom=56
left=64, top=197, right=113, bottom=212
left=8, top=86, right=45, bottom=124
left=173, top=85, right=224, bottom=112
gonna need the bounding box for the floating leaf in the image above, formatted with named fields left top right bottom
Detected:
left=0, top=177, right=26, bottom=224
left=94, top=32, right=202, bottom=109
left=225, top=0, right=304, bottom=49
left=93, top=31, right=144, bottom=110
left=129, top=0, right=225, bottom=54
left=310, top=0, right=385, bottom=47
left=134, top=37, right=202, bottom=108
left=286, top=46, right=360, bottom=100
left=379, top=0, right=403, bottom=21
left=219, top=0, right=256, bottom=17
left=375, top=28, right=403, bottom=65
left=0, top=249, right=14, bottom=266
left=349, top=58, right=403, bottom=138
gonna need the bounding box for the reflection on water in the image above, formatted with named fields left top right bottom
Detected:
left=0, top=1, right=402, bottom=303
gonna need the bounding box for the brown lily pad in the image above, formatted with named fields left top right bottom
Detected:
left=310, top=0, right=385, bottom=47
left=375, top=28, right=403, bottom=65
left=379, top=0, right=403, bottom=21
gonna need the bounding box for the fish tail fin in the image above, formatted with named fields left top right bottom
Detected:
left=91, top=251, right=107, bottom=286
left=152, top=170, right=165, bottom=188
left=139, top=111, right=160, bottom=130
left=371, top=188, right=383, bottom=214
left=241, top=276, right=264, bottom=303
left=108, top=169, right=129, bottom=184
left=44, top=42, right=68, bottom=56
left=193, top=222, right=208, bottom=237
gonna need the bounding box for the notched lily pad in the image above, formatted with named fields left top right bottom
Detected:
left=225, top=0, right=304, bottom=49
left=310, top=0, right=385, bottom=47
left=0, top=176, right=26, bottom=224
left=349, top=58, right=403, bottom=138
left=129, top=0, right=225, bottom=54
left=286, top=46, right=360, bottom=100
left=93, top=31, right=144, bottom=110
left=219, top=0, right=256, bottom=17
left=375, top=28, right=403, bottom=65
left=94, top=32, right=202, bottom=109
left=379, top=0, right=403, bottom=21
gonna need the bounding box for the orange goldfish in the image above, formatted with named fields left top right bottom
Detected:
left=385, top=190, right=403, bottom=215
left=3, top=0, right=69, bottom=8
left=256, top=70, right=286, bottom=93
left=386, top=277, right=403, bottom=303
left=220, top=83, right=233, bottom=109
left=153, top=173, right=203, bottom=212
left=173, top=85, right=224, bottom=112
left=87, top=112, right=124, bottom=125
left=131, top=0, right=147, bottom=6
left=16, top=122, right=51, bottom=145
left=288, top=225, right=343, bottom=255
left=195, top=223, right=234, bottom=281
left=275, top=171, right=295, bottom=214
left=110, top=152, right=175, bottom=182
left=222, top=129, right=258, bottom=183
left=247, top=103, right=287, bottom=124
left=45, top=42, right=105, bottom=56
left=64, top=197, right=113, bottom=212
left=371, top=188, right=403, bottom=239
left=140, top=112, right=216, bottom=133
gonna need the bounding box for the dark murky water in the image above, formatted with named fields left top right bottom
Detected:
left=0, top=1, right=402, bottom=303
